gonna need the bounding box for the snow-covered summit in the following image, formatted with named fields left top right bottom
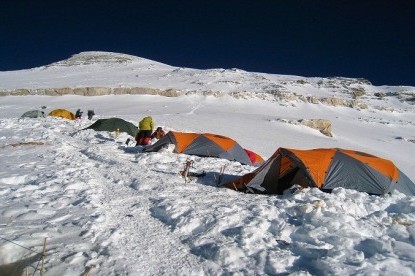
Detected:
left=0, top=51, right=373, bottom=92
left=45, top=51, right=147, bottom=67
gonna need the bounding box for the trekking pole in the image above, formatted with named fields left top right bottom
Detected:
left=217, top=164, right=227, bottom=186
left=40, top=238, right=47, bottom=276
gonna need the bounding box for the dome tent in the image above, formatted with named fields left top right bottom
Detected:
left=48, top=109, right=75, bottom=120
left=83, top=118, right=139, bottom=137
left=225, top=148, right=415, bottom=196
left=144, top=131, right=263, bottom=166
left=21, top=110, right=46, bottom=118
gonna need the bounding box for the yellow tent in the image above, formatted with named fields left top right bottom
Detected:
left=48, top=109, right=75, bottom=120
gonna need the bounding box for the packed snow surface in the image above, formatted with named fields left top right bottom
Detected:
left=1, top=52, right=415, bottom=275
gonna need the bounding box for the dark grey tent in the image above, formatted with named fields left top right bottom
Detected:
left=21, top=110, right=46, bottom=118
left=83, top=118, right=138, bottom=137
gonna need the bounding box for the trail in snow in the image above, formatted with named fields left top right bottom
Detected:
left=76, top=139, right=209, bottom=274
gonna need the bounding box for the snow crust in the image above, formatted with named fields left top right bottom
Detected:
left=0, top=52, right=415, bottom=275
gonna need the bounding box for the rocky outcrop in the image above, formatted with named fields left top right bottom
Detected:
left=298, top=119, right=333, bottom=137
left=0, top=87, right=182, bottom=97
left=350, top=87, right=366, bottom=99
left=1, top=89, right=31, bottom=95
left=320, top=97, right=368, bottom=109
left=317, top=77, right=372, bottom=91
left=276, top=118, right=333, bottom=137
left=306, top=96, right=319, bottom=104
left=0, top=85, right=370, bottom=110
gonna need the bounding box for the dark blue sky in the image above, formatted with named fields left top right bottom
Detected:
left=1, top=1, right=414, bottom=86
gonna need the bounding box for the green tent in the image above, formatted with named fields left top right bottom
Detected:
left=21, top=110, right=46, bottom=118
left=84, top=118, right=139, bottom=137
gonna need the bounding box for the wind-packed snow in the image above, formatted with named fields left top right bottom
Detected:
left=1, top=52, right=415, bottom=275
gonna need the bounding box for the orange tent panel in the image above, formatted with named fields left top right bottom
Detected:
left=203, top=133, right=236, bottom=151
left=171, top=131, right=200, bottom=153
left=285, top=148, right=336, bottom=188
left=253, top=152, right=264, bottom=165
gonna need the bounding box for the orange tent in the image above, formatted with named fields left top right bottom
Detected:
left=225, top=148, right=415, bottom=196
left=144, top=131, right=263, bottom=166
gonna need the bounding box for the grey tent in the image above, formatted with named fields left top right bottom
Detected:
left=21, top=110, right=46, bottom=118
left=83, top=118, right=139, bottom=137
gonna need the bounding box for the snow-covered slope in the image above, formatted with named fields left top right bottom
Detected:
left=1, top=52, right=415, bottom=275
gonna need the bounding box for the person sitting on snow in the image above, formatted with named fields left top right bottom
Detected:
left=151, top=127, right=166, bottom=139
